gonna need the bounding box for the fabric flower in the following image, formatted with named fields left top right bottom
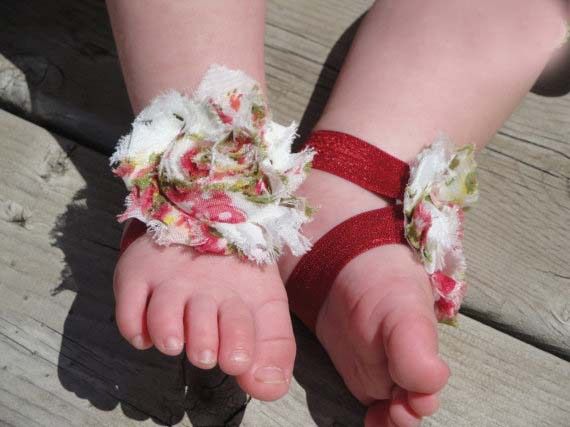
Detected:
left=110, top=65, right=314, bottom=264
left=430, top=272, right=467, bottom=325
left=403, top=136, right=478, bottom=323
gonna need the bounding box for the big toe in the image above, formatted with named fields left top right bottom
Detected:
left=217, top=296, right=256, bottom=376
left=237, top=298, right=296, bottom=401
left=384, top=310, right=450, bottom=395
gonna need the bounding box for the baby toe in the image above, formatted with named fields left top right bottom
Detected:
left=113, top=272, right=152, bottom=350
left=218, top=296, right=255, bottom=375
left=185, top=294, right=219, bottom=369
left=146, top=284, right=187, bottom=356
left=237, top=298, right=296, bottom=401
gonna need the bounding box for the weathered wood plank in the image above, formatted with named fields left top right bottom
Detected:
left=429, top=315, right=569, bottom=427
left=1, top=110, right=569, bottom=426
left=464, top=135, right=570, bottom=358
left=0, top=0, right=131, bottom=150
left=1, top=0, right=569, bottom=357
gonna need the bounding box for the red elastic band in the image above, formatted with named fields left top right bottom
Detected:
left=286, top=206, right=406, bottom=331
left=119, top=219, right=146, bottom=256
left=286, top=130, right=411, bottom=332
left=308, top=130, right=409, bottom=200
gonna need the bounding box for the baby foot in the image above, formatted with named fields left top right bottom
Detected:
left=280, top=168, right=450, bottom=426
left=114, top=232, right=295, bottom=401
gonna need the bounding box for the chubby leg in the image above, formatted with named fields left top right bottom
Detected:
left=107, top=0, right=295, bottom=401
left=107, top=0, right=267, bottom=113
left=279, top=0, right=567, bottom=424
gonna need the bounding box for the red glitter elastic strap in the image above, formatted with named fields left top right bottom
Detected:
left=119, top=219, right=147, bottom=255
left=286, top=130, right=410, bottom=331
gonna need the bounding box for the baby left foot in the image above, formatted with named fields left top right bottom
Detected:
left=114, top=232, right=296, bottom=401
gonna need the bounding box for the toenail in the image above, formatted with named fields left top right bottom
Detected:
left=254, top=366, right=287, bottom=384
left=164, top=337, right=182, bottom=352
left=131, top=335, right=144, bottom=349
left=197, top=350, right=216, bottom=367
left=229, top=350, right=251, bottom=364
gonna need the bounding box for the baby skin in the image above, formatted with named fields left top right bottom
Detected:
left=108, top=0, right=566, bottom=425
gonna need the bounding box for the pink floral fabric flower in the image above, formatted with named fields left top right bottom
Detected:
left=110, top=65, right=314, bottom=264
left=404, top=137, right=478, bottom=324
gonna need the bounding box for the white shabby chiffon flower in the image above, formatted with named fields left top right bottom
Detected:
left=110, top=65, right=314, bottom=264
left=403, top=136, right=478, bottom=322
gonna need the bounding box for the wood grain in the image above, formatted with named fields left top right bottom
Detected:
left=1, top=110, right=568, bottom=426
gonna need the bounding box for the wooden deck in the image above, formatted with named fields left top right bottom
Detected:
left=0, top=1, right=569, bottom=425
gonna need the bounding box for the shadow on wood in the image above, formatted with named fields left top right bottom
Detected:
left=296, top=15, right=362, bottom=145
left=531, top=41, right=570, bottom=97
left=0, top=0, right=132, bottom=153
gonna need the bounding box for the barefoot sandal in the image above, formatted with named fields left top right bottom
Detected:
left=112, top=65, right=314, bottom=264
left=286, top=131, right=478, bottom=331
